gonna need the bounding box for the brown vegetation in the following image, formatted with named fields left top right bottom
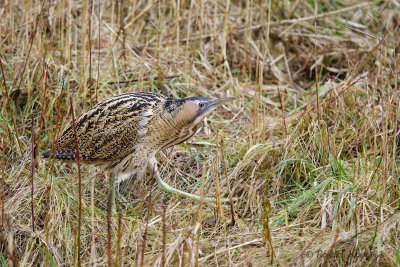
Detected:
left=0, top=0, right=399, bottom=266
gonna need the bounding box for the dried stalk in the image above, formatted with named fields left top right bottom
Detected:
left=70, top=95, right=82, bottom=266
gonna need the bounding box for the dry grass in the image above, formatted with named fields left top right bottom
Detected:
left=1, top=0, right=400, bottom=266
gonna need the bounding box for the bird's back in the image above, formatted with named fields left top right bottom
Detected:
left=43, top=92, right=168, bottom=164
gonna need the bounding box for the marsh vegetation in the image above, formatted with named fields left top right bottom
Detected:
left=0, top=0, right=399, bottom=266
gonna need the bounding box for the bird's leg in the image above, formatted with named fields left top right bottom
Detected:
left=107, top=171, right=116, bottom=214
left=152, top=162, right=236, bottom=204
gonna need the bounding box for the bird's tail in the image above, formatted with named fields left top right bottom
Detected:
left=43, top=149, right=77, bottom=160
left=42, top=150, right=51, bottom=158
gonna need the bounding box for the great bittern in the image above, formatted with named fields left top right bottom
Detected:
left=43, top=92, right=235, bottom=204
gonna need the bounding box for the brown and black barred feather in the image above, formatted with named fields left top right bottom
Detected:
left=43, top=92, right=168, bottom=162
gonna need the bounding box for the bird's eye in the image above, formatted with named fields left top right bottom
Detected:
left=199, top=102, right=204, bottom=107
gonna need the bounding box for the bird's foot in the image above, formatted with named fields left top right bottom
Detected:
left=154, top=168, right=237, bottom=207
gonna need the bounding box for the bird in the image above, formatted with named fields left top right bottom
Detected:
left=43, top=91, right=235, bottom=204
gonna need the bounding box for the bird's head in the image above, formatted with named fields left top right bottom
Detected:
left=163, top=96, right=235, bottom=128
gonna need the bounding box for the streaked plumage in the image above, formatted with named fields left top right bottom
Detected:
left=44, top=92, right=234, bottom=184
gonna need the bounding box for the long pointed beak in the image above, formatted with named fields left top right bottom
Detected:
left=199, top=97, right=236, bottom=115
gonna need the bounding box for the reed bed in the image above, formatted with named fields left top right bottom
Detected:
left=0, top=0, right=399, bottom=265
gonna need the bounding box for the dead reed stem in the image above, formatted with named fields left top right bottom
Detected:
left=70, top=95, right=83, bottom=266
left=139, top=186, right=153, bottom=267
left=0, top=58, right=23, bottom=154
left=117, top=207, right=122, bottom=267
left=107, top=172, right=114, bottom=267
left=107, top=74, right=180, bottom=85
left=314, top=21, right=320, bottom=121
left=33, top=69, right=48, bottom=167
left=161, top=196, right=166, bottom=267
left=88, top=0, right=93, bottom=107
left=15, top=2, right=44, bottom=92
left=214, top=131, right=222, bottom=216
left=1, top=106, right=5, bottom=230
left=30, top=112, right=35, bottom=233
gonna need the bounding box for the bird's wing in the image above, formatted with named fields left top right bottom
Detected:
left=44, top=92, right=163, bottom=161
